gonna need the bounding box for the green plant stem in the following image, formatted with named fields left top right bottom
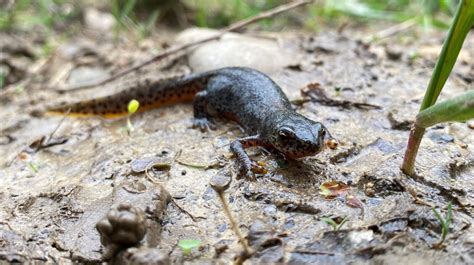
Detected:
left=402, top=126, right=425, bottom=176
left=401, top=0, right=474, bottom=176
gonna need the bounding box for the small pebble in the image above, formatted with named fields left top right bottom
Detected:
left=263, top=205, right=277, bottom=216
left=214, top=240, right=230, bottom=256
left=428, top=131, right=454, bottom=143
left=210, top=174, right=231, bottom=193
left=202, top=187, right=215, bottom=200
left=468, top=121, right=474, bottom=130
left=440, top=134, right=454, bottom=143
left=456, top=140, right=468, bottom=149
left=124, top=247, right=170, bottom=265
left=217, top=223, right=227, bottom=232
left=385, top=46, right=403, bottom=60
left=131, top=157, right=158, bottom=173
left=284, top=219, right=295, bottom=229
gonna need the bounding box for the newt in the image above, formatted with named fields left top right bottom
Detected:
left=49, top=67, right=337, bottom=178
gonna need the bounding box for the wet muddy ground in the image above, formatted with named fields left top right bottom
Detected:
left=1, top=26, right=473, bottom=264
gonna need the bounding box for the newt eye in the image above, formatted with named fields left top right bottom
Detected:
left=320, top=129, right=326, bottom=137
left=279, top=127, right=295, bottom=138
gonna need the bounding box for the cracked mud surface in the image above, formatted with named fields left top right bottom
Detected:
left=1, top=27, right=473, bottom=264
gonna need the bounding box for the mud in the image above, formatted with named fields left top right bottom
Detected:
left=1, top=27, right=473, bottom=264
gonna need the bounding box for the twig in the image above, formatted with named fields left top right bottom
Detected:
left=25, top=108, right=70, bottom=153
left=46, top=108, right=70, bottom=144
left=63, top=0, right=313, bottom=91
left=0, top=221, right=14, bottom=231
left=144, top=163, right=164, bottom=184
left=301, top=82, right=381, bottom=110
left=363, top=18, right=417, bottom=42
left=174, top=149, right=208, bottom=169
left=174, top=148, right=224, bottom=169
left=290, top=249, right=335, bottom=256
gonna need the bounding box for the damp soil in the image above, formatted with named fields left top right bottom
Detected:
left=1, top=26, right=473, bottom=264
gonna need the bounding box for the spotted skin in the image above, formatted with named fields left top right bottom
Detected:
left=48, top=76, right=208, bottom=118
left=48, top=67, right=334, bottom=178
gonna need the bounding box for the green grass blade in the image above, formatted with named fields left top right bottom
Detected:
left=111, top=0, right=121, bottom=22
left=432, top=207, right=446, bottom=227
left=0, top=72, right=4, bottom=89
left=196, top=0, right=208, bottom=27
left=419, top=0, right=474, bottom=111
left=416, top=90, right=474, bottom=128
left=336, top=216, right=349, bottom=231
left=325, top=0, right=401, bottom=21
left=320, top=217, right=338, bottom=230
left=445, top=202, right=453, bottom=228
left=122, top=0, right=137, bottom=18
left=145, top=10, right=159, bottom=31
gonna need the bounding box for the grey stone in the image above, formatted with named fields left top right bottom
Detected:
left=175, top=28, right=301, bottom=74
left=67, top=66, right=109, bottom=87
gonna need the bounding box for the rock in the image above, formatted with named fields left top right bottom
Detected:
left=468, top=121, right=474, bottom=130
left=84, top=8, right=115, bottom=32
left=57, top=41, right=97, bottom=60
left=0, top=52, right=30, bottom=86
left=368, top=138, right=397, bottom=154
left=175, top=28, right=301, bottom=74
left=210, top=173, right=231, bottom=193
left=0, top=229, right=29, bottom=263
left=214, top=240, right=230, bottom=256
left=385, top=45, right=403, bottom=60
left=121, top=247, right=170, bottom=265
left=60, top=183, right=170, bottom=263
left=96, top=203, right=147, bottom=261
left=130, top=157, right=171, bottom=174
left=428, top=131, right=455, bottom=143
left=247, top=219, right=284, bottom=264
left=348, top=230, right=374, bottom=246
left=67, top=66, right=109, bottom=87
left=247, top=219, right=284, bottom=254
left=387, top=110, right=412, bottom=131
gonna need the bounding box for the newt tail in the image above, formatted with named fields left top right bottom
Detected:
left=47, top=73, right=211, bottom=119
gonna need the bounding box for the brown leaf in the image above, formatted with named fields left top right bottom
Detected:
left=345, top=194, right=364, bottom=210
left=319, top=181, right=350, bottom=199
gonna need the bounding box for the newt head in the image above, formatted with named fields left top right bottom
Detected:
left=265, top=114, right=335, bottom=159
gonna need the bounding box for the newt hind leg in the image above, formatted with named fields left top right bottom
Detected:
left=192, top=90, right=216, bottom=132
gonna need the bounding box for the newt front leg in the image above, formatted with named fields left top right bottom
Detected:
left=230, top=135, right=267, bottom=180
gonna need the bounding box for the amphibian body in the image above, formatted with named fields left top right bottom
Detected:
left=49, top=67, right=337, bottom=178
